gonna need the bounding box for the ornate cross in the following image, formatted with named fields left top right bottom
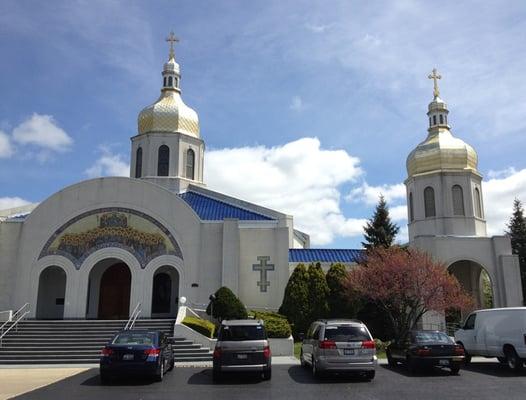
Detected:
left=252, top=256, right=275, bottom=293
left=166, top=31, right=179, bottom=58
left=428, top=68, right=442, bottom=98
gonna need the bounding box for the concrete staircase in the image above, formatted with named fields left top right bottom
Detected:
left=0, top=319, right=212, bottom=365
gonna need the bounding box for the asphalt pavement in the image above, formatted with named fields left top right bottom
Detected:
left=11, top=361, right=526, bottom=400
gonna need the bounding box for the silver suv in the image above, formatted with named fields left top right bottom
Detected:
left=212, top=319, right=272, bottom=381
left=300, top=319, right=377, bottom=379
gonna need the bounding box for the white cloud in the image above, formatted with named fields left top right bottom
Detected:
left=346, top=182, right=406, bottom=205
left=289, top=96, right=304, bottom=112
left=487, top=167, right=517, bottom=180
left=12, top=114, right=73, bottom=152
left=205, top=137, right=363, bottom=245
left=305, top=23, right=331, bottom=34
left=0, top=130, right=13, bottom=158
left=85, top=147, right=130, bottom=178
left=0, top=197, right=31, bottom=211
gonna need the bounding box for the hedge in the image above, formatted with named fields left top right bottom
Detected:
left=182, top=316, right=215, bottom=338
left=252, top=310, right=292, bottom=339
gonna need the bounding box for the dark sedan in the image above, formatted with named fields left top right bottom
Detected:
left=99, top=330, right=174, bottom=383
left=386, top=330, right=464, bottom=375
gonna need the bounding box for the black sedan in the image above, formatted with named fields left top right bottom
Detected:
left=386, top=330, right=465, bottom=375
left=100, top=330, right=174, bottom=383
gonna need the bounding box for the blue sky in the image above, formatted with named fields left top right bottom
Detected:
left=1, top=0, right=526, bottom=247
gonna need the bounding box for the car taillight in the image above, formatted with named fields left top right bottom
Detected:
left=213, top=347, right=222, bottom=358
left=319, top=340, right=337, bottom=349
left=416, top=348, right=431, bottom=356
left=144, top=348, right=161, bottom=357
left=263, top=346, right=271, bottom=359
left=454, top=345, right=465, bottom=355
left=361, top=340, right=376, bottom=349
left=101, top=347, right=113, bottom=357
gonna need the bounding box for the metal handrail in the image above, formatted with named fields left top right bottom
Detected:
left=0, top=309, right=30, bottom=347
left=124, top=302, right=141, bottom=330
left=0, top=303, right=29, bottom=335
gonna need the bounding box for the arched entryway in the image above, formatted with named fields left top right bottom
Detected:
left=151, top=266, right=179, bottom=318
left=36, top=266, right=67, bottom=319
left=86, top=259, right=131, bottom=319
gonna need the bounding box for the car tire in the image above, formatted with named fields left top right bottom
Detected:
left=364, top=370, right=375, bottom=380
left=450, top=364, right=461, bottom=375
left=458, top=343, right=471, bottom=365
left=505, top=347, right=523, bottom=372
left=212, top=369, right=222, bottom=383
left=168, top=356, right=175, bottom=371
left=154, top=359, right=165, bottom=382
left=263, top=368, right=272, bottom=380
left=386, top=350, right=396, bottom=367
left=300, top=350, right=308, bottom=368
left=312, top=358, right=322, bottom=379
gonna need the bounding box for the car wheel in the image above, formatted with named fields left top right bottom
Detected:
left=155, top=359, right=165, bottom=382
left=212, top=369, right=222, bottom=383
left=364, top=370, right=375, bottom=380
left=168, top=356, right=175, bottom=371
left=458, top=343, right=471, bottom=365
left=386, top=350, right=396, bottom=367
left=450, top=364, right=461, bottom=375
left=263, top=368, right=272, bottom=380
left=312, top=358, right=322, bottom=379
left=300, top=350, right=308, bottom=368
left=505, top=347, right=523, bottom=372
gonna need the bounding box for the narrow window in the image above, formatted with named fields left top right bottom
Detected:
left=433, top=115, right=437, bottom=125
left=158, top=145, right=170, bottom=176
left=186, top=148, right=195, bottom=180
left=409, top=192, right=414, bottom=222
left=439, top=114, right=444, bottom=124
left=135, top=147, right=142, bottom=178
left=163, top=77, right=167, bottom=87
left=175, top=78, right=179, bottom=88
left=424, top=186, right=436, bottom=218
left=445, top=115, right=448, bottom=124
left=429, top=117, right=432, bottom=127
left=452, top=185, right=465, bottom=216
left=474, top=188, right=483, bottom=218
left=168, top=76, right=173, bottom=87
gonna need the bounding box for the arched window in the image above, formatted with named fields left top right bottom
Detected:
left=445, top=115, right=448, bottom=124
left=158, top=145, right=170, bottom=176
left=409, top=192, right=414, bottom=222
left=175, top=78, right=179, bottom=88
left=429, top=117, right=432, bottom=127
left=424, top=186, right=436, bottom=218
left=452, top=185, right=465, bottom=216
left=186, top=148, right=195, bottom=180
left=135, top=147, right=142, bottom=178
left=433, top=115, right=437, bottom=125
left=439, top=114, right=444, bottom=124
left=168, top=76, right=173, bottom=87
left=163, top=77, right=167, bottom=87
left=474, top=188, right=483, bottom=218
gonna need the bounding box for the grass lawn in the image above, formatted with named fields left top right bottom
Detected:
left=293, top=342, right=385, bottom=359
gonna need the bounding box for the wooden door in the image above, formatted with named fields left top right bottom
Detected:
left=98, top=263, right=131, bottom=319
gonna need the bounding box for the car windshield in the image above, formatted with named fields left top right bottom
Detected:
left=323, top=325, right=370, bottom=342
left=219, top=325, right=266, bottom=341
left=413, top=332, right=452, bottom=344
left=112, top=332, right=156, bottom=345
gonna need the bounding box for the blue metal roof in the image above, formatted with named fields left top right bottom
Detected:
left=179, top=191, right=274, bottom=221
left=289, top=248, right=364, bottom=263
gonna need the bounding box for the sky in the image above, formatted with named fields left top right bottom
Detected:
left=1, top=0, right=526, bottom=248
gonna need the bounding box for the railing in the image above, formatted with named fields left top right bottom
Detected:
left=0, top=303, right=30, bottom=347
left=124, top=302, right=142, bottom=330
left=0, top=303, right=29, bottom=335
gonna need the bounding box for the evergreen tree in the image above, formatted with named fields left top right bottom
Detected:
left=307, top=262, right=330, bottom=322
left=206, top=286, right=248, bottom=321
left=279, top=264, right=310, bottom=337
left=506, top=198, right=526, bottom=304
left=362, top=195, right=400, bottom=249
left=326, top=263, right=359, bottom=318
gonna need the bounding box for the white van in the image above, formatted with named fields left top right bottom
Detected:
left=454, top=307, right=526, bottom=371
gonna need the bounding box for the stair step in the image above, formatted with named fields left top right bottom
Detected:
left=173, top=348, right=211, bottom=354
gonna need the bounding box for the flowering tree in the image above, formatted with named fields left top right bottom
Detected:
left=346, top=247, right=473, bottom=343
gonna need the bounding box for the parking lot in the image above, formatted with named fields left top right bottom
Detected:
left=9, top=360, right=526, bottom=400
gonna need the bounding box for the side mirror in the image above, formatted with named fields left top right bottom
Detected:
left=298, top=333, right=305, bottom=341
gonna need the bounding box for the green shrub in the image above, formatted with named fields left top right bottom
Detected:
left=326, top=263, right=359, bottom=318
left=182, top=316, right=215, bottom=338
left=374, top=338, right=391, bottom=353
left=206, top=286, right=248, bottom=321
left=307, top=262, right=329, bottom=322
left=279, top=264, right=310, bottom=338
left=252, top=311, right=292, bottom=338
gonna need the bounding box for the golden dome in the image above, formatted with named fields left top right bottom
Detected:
left=138, top=90, right=200, bottom=137
left=406, top=128, right=478, bottom=176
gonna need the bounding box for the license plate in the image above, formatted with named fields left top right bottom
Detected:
left=439, top=359, right=449, bottom=366
left=344, top=349, right=355, bottom=355
left=236, top=354, right=248, bottom=360
left=123, top=354, right=134, bottom=361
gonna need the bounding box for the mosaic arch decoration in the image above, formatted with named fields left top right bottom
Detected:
left=39, top=208, right=183, bottom=269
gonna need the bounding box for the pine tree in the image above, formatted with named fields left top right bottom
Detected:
left=307, top=262, right=330, bottom=322
left=506, top=198, right=526, bottom=303
left=206, top=286, right=248, bottom=321
left=326, top=263, right=359, bottom=318
left=279, top=264, right=310, bottom=337
left=362, top=194, right=400, bottom=249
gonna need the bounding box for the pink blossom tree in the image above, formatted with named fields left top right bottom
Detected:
left=346, top=247, right=473, bottom=342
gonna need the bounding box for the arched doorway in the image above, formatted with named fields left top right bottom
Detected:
left=151, top=266, right=179, bottom=318
left=86, top=259, right=132, bottom=319
left=36, top=266, right=66, bottom=319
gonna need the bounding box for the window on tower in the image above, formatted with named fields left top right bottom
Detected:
left=424, top=186, right=436, bottom=218
left=135, top=147, right=142, bottom=178
left=163, top=77, right=167, bottom=87
left=433, top=115, right=437, bottom=125
left=474, top=188, right=483, bottom=218
left=409, top=192, right=414, bottom=222
left=452, top=185, right=465, bottom=216
left=168, top=76, right=173, bottom=87
left=186, top=148, right=195, bottom=180
left=439, top=114, right=444, bottom=124
left=158, top=145, right=170, bottom=176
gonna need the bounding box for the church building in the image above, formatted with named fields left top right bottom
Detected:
left=0, top=37, right=522, bottom=323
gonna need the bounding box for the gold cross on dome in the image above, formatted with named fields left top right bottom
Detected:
left=428, top=68, right=442, bottom=98
left=166, top=31, right=179, bottom=58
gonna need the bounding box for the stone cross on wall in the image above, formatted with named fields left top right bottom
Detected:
left=252, top=256, right=275, bottom=293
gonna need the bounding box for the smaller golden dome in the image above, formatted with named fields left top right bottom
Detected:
left=406, top=128, right=478, bottom=176
left=138, top=90, right=200, bottom=137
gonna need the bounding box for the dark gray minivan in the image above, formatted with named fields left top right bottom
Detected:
left=212, top=319, right=272, bottom=381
